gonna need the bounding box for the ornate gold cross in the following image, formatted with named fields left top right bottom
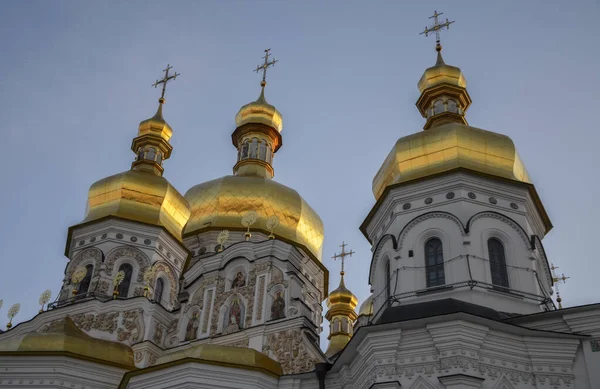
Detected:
left=419, top=10, right=455, bottom=48
left=152, top=64, right=180, bottom=101
left=550, top=263, right=570, bottom=309
left=254, top=49, right=278, bottom=88
left=332, top=241, right=354, bottom=275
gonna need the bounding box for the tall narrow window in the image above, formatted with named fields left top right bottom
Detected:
left=154, top=278, right=164, bottom=303
left=117, top=264, right=133, bottom=298
left=78, top=264, right=94, bottom=294
left=425, top=238, right=445, bottom=287
left=488, top=238, right=509, bottom=289
left=385, top=260, right=391, bottom=300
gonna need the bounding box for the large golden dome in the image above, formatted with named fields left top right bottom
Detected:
left=85, top=169, right=191, bottom=240
left=372, top=122, right=531, bottom=200
left=183, top=175, right=324, bottom=260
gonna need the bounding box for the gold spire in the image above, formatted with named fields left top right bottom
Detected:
left=233, top=49, right=283, bottom=178
left=325, top=242, right=358, bottom=357
left=416, top=11, right=470, bottom=130
left=551, top=263, right=570, bottom=309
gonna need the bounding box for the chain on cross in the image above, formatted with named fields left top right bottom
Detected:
left=419, top=10, right=455, bottom=50
left=332, top=241, right=355, bottom=275
left=254, top=49, right=278, bottom=88
left=550, top=263, right=570, bottom=309
left=152, top=64, right=180, bottom=101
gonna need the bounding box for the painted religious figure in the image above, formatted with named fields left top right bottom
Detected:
left=271, top=291, right=285, bottom=320
left=229, top=299, right=242, bottom=328
left=231, top=272, right=245, bottom=289
left=185, top=312, right=200, bottom=341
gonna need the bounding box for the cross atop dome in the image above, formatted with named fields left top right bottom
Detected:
left=254, top=49, right=278, bottom=89
left=152, top=64, right=180, bottom=103
left=332, top=241, right=354, bottom=276
left=419, top=10, right=455, bottom=52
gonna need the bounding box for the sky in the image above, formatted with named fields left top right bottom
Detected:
left=0, top=0, right=599, bottom=348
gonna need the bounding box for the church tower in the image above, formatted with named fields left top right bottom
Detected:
left=362, top=13, right=555, bottom=320
left=325, top=243, right=358, bottom=357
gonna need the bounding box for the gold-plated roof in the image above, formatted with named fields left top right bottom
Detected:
left=327, top=276, right=358, bottom=310
left=372, top=122, right=531, bottom=200
left=235, top=90, right=283, bottom=133
left=156, top=343, right=283, bottom=376
left=184, top=175, right=324, bottom=260
left=137, top=103, right=173, bottom=145
left=358, top=294, right=374, bottom=316
left=0, top=317, right=134, bottom=368
left=84, top=169, right=191, bottom=240
left=418, top=51, right=467, bottom=93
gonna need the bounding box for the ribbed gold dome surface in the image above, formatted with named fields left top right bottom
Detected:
left=184, top=175, right=324, bottom=260
left=372, top=122, right=531, bottom=200
left=84, top=169, right=191, bottom=240
left=417, top=51, right=467, bottom=93
left=358, top=294, right=374, bottom=316
left=235, top=91, right=283, bottom=133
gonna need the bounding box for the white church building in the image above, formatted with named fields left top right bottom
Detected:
left=1, top=13, right=599, bottom=389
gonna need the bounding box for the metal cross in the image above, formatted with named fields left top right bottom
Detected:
left=152, top=64, right=180, bottom=100
left=419, top=10, right=455, bottom=47
left=332, top=241, right=354, bottom=275
left=254, top=49, right=278, bottom=87
left=550, top=263, right=570, bottom=309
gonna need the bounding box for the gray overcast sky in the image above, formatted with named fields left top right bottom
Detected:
left=1, top=0, right=598, bottom=346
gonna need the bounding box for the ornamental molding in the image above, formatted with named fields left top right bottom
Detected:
left=151, top=261, right=178, bottom=305
left=467, top=212, right=530, bottom=250
left=368, top=234, right=398, bottom=286
left=67, top=247, right=103, bottom=279
left=105, top=245, right=151, bottom=281
left=397, top=212, right=466, bottom=254
left=116, top=309, right=144, bottom=344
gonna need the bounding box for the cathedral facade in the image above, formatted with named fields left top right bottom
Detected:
left=1, top=16, right=600, bottom=389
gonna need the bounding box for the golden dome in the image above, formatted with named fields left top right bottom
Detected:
left=184, top=175, right=324, bottom=260
left=156, top=343, right=283, bottom=376
left=84, top=169, right=191, bottom=240
left=372, top=122, right=531, bottom=200
left=358, top=294, right=374, bottom=316
left=136, top=102, right=173, bottom=146
left=0, top=317, right=134, bottom=368
left=417, top=50, right=467, bottom=93
left=235, top=90, right=283, bottom=133
left=327, top=276, right=359, bottom=311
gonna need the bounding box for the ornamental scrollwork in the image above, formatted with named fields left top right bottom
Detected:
left=105, top=246, right=151, bottom=282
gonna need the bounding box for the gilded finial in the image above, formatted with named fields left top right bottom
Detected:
left=38, top=289, right=52, bottom=314
left=71, top=266, right=87, bottom=296
left=551, top=263, right=570, bottom=309
left=266, top=215, right=280, bottom=239
left=419, top=10, right=455, bottom=52
left=332, top=242, right=355, bottom=282
left=152, top=64, right=180, bottom=104
left=113, top=270, right=126, bottom=299
left=254, top=49, right=278, bottom=95
left=217, top=230, right=230, bottom=252
left=6, top=303, right=20, bottom=329
left=241, top=211, right=259, bottom=241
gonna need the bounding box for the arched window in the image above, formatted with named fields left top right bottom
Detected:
left=385, top=260, right=391, bottom=300
left=117, top=264, right=133, bottom=298
left=78, top=264, right=94, bottom=294
left=154, top=278, right=165, bottom=303
left=433, top=99, right=444, bottom=114
left=425, top=238, right=445, bottom=287
left=488, top=238, right=509, bottom=289
left=241, top=141, right=249, bottom=159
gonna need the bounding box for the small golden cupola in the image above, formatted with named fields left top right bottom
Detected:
left=325, top=243, right=358, bottom=357
left=184, top=50, right=325, bottom=261
left=83, top=66, right=191, bottom=240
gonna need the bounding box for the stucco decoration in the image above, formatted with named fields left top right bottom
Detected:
left=105, top=246, right=151, bottom=281
left=398, top=212, right=465, bottom=253
left=117, top=309, right=144, bottom=344
left=66, top=247, right=103, bottom=280
left=368, top=234, right=398, bottom=286
left=151, top=261, right=178, bottom=305
left=263, top=329, right=321, bottom=374
left=467, top=211, right=530, bottom=249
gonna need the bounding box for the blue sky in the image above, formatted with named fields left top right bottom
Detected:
left=1, top=0, right=598, bottom=347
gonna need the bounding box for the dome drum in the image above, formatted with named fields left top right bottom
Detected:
left=416, top=83, right=472, bottom=130
left=232, top=123, right=282, bottom=152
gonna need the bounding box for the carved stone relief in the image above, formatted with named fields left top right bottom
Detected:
left=263, top=329, right=320, bottom=374
left=70, top=312, right=119, bottom=334
left=116, top=309, right=144, bottom=344
left=105, top=246, right=151, bottom=281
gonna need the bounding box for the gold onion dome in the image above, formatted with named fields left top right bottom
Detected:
left=235, top=89, right=283, bottom=133
left=325, top=272, right=358, bottom=357
left=83, top=98, right=191, bottom=240
left=358, top=294, right=374, bottom=317
left=372, top=45, right=532, bottom=201
left=184, top=63, right=324, bottom=261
